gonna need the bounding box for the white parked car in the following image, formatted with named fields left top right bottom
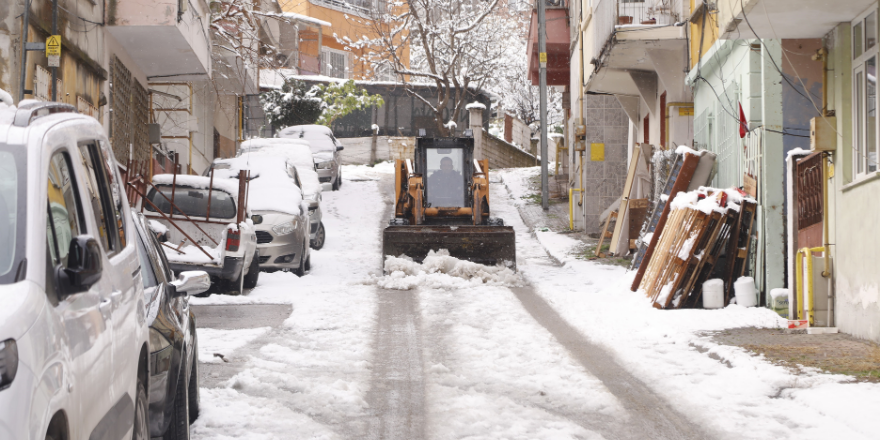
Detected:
left=238, top=139, right=326, bottom=249
left=143, top=174, right=259, bottom=295
left=278, top=125, right=345, bottom=191
left=0, top=101, right=151, bottom=439
left=209, top=155, right=312, bottom=275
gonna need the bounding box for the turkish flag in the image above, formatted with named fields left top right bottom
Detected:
left=739, top=102, right=748, bottom=138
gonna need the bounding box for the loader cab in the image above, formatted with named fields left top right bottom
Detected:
left=415, top=137, right=474, bottom=209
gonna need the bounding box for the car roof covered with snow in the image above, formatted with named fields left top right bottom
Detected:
left=238, top=140, right=316, bottom=168
left=277, top=125, right=338, bottom=154
left=211, top=155, right=305, bottom=216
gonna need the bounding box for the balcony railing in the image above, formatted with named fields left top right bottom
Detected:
left=617, top=0, right=683, bottom=26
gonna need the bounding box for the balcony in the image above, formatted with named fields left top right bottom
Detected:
left=583, top=0, right=688, bottom=95
left=527, top=3, right=571, bottom=86
left=716, top=0, right=876, bottom=39
left=107, top=0, right=212, bottom=79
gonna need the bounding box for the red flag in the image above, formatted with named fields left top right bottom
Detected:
left=739, top=102, right=748, bottom=138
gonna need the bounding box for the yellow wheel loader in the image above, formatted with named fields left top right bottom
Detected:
left=383, top=136, right=516, bottom=268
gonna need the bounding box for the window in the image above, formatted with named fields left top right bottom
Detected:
left=47, top=152, right=85, bottom=267
left=425, top=148, right=465, bottom=208
left=0, top=147, right=25, bottom=285
left=321, top=47, right=349, bottom=79
left=853, top=8, right=879, bottom=177
left=78, top=143, right=125, bottom=253
left=145, top=186, right=238, bottom=220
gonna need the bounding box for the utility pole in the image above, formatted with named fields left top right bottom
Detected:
left=18, top=0, right=31, bottom=102
left=51, top=0, right=58, bottom=101
left=538, top=0, right=549, bottom=210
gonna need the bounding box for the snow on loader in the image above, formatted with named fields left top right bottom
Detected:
left=383, top=136, right=516, bottom=269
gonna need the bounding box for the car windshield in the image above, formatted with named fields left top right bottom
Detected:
left=0, top=145, right=26, bottom=285
left=292, top=131, right=336, bottom=154
left=145, top=185, right=237, bottom=219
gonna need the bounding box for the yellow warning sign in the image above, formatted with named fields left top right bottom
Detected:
left=590, top=143, right=605, bottom=161
left=539, top=52, right=547, bottom=64
left=678, top=107, right=694, bottom=116
left=46, top=35, right=61, bottom=56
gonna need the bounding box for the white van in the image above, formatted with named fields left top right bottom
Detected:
left=0, top=101, right=151, bottom=439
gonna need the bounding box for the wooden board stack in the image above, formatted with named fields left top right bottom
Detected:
left=636, top=188, right=757, bottom=309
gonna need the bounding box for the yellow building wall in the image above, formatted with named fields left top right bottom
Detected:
left=278, top=0, right=409, bottom=79
left=689, top=0, right=720, bottom=69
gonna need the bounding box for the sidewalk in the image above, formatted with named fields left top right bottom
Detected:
left=501, top=166, right=880, bottom=385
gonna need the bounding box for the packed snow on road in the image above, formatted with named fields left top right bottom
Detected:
left=190, top=164, right=880, bottom=440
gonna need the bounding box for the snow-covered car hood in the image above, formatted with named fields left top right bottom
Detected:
left=313, top=152, right=333, bottom=163
left=0, top=280, right=44, bottom=340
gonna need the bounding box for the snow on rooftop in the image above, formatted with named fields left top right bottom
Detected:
left=280, top=12, right=331, bottom=27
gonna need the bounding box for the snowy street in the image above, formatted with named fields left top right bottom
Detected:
left=188, top=165, right=880, bottom=440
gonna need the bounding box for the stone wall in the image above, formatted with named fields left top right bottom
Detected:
left=338, top=132, right=536, bottom=169
left=581, top=94, right=629, bottom=233
left=338, top=136, right=415, bottom=165
left=482, top=133, right=538, bottom=169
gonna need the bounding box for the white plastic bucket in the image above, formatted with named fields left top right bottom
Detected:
left=734, top=277, right=758, bottom=307
left=702, top=279, right=725, bottom=309
left=769, top=288, right=790, bottom=318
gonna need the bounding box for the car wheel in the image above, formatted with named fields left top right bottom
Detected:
left=294, top=246, right=306, bottom=277
left=243, top=251, right=260, bottom=289
left=332, top=176, right=340, bottom=191
left=188, top=333, right=200, bottom=423
left=310, top=222, right=325, bottom=250
left=133, top=376, right=149, bottom=440
left=164, top=358, right=190, bottom=440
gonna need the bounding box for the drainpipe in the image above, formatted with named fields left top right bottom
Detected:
left=665, top=102, right=694, bottom=148
left=822, top=152, right=833, bottom=326
left=812, top=48, right=833, bottom=327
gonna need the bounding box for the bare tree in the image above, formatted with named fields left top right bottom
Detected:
left=351, top=0, right=521, bottom=136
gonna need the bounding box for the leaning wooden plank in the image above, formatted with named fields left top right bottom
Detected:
left=655, top=210, right=709, bottom=308
left=596, top=211, right=616, bottom=258
left=686, top=210, right=738, bottom=308
left=675, top=210, right=724, bottom=308
left=609, top=146, right=642, bottom=255
left=639, top=207, right=686, bottom=296
left=631, top=152, right=702, bottom=291
left=724, top=200, right=758, bottom=305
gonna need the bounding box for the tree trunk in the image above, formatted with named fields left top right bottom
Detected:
left=370, top=105, right=378, bottom=164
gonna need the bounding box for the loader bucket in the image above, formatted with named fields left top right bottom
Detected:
left=383, top=225, right=517, bottom=269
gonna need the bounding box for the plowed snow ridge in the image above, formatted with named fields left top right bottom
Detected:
left=375, top=250, right=524, bottom=290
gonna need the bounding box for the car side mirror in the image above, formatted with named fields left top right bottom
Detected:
left=57, top=236, right=103, bottom=296
left=170, top=271, right=210, bottom=297
left=336, top=145, right=344, bottom=151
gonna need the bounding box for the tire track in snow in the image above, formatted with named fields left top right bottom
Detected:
left=491, top=175, right=709, bottom=440
left=365, top=173, right=427, bottom=440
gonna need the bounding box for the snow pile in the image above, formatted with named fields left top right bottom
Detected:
left=197, top=327, right=271, bottom=363
left=465, top=101, right=486, bottom=110
left=375, top=250, right=523, bottom=290
left=148, top=219, right=168, bottom=236
left=669, top=187, right=755, bottom=215
left=340, top=161, right=395, bottom=181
